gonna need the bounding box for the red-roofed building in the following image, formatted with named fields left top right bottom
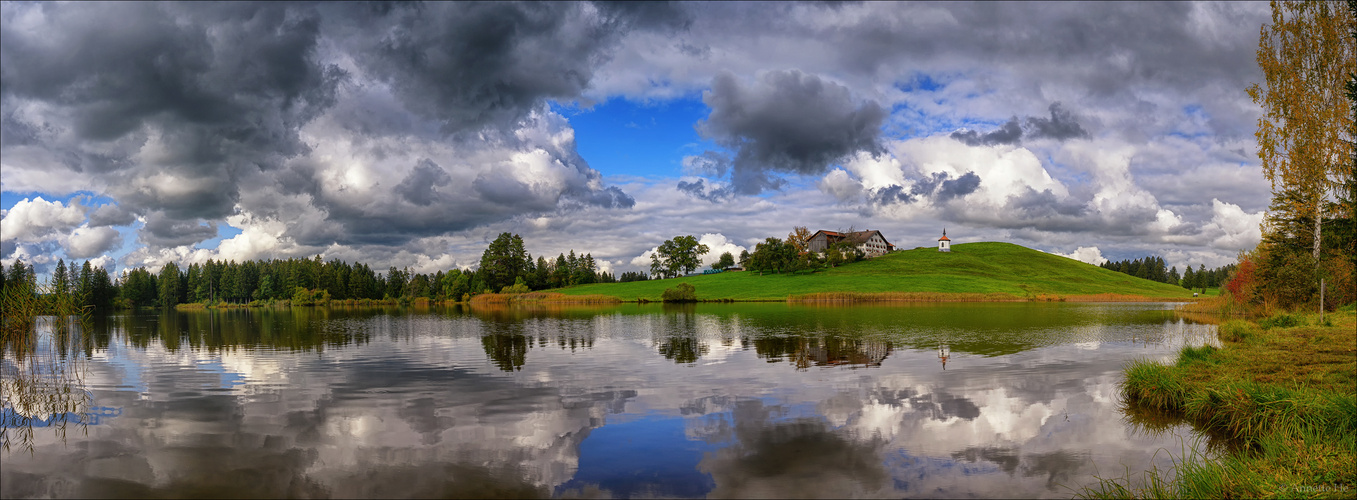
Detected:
left=938, top=228, right=951, bottom=252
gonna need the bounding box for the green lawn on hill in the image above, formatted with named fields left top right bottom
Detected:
left=556, top=242, right=1194, bottom=301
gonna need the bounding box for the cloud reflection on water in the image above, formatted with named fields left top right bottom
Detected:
left=1, top=303, right=1218, bottom=498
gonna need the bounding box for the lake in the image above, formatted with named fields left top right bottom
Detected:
left=1, top=302, right=1217, bottom=498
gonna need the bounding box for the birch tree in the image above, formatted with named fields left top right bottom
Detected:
left=1247, top=0, right=1356, bottom=262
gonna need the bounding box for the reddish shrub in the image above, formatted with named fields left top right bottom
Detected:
left=1225, top=254, right=1258, bottom=304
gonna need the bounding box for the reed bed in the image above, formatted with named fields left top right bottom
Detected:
left=1085, top=307, right=1357, bottom=498
left=2, top=278, right=93, bottom=455
left=469, top=292, right=622, bottom=306
left=787, top=291, right=1187, bottom=303
left=786, top=291, right=1024, bottom=303
left=1060, top=293, right=1185, bottom=302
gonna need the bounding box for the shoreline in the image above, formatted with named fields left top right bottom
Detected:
left=1084, top=306, right=1357, bottom=498
left=161, top=292, right=1201, bottom=310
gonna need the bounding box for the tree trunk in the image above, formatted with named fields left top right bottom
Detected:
left=1313, top=199, right=1322, bottom=261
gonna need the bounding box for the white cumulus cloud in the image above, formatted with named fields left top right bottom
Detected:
left=65, top=225, right=122, bottom=260
left=1052, top=246, right=1108, bottom=266
left=1, top=196, right=86, bottom=243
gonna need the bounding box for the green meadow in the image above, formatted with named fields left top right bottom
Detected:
left=555, top=242, right=1194, bottom=301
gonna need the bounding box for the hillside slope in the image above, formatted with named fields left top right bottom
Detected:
left=557, top=242, right=1194, bottom=301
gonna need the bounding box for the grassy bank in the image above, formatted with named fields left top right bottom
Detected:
left=1084, top=306, right=1357, bottom=498
left=557, top=242, right=1194, bottom=302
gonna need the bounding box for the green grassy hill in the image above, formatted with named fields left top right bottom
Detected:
left=557, top=242, right=1193, bottom=301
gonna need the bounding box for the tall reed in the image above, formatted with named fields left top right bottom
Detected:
left=2, top=274, right=93, bottom=455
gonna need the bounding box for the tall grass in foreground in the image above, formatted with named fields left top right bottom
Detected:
left=1078, top=437, right=1229, bottom=499
left=1, top=277, right=93, bottom=456
left=1083, top=308, right=1357, bottom=498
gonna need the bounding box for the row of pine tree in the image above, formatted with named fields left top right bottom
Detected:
left=1098, top=256, right=1237, bottom=290
left=0, top=232, right=619, bottom=309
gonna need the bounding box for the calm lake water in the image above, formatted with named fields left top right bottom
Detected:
left=1, top=302, right=1217, bottom=498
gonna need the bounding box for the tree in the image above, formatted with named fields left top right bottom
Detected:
left=531, top=256, right=550, bottom=290
left=786, top=226, right=812, bottom=254
left=385, top=266, right=406, bottom=298
left=748, top=237, right=792, bottom=274
left=552, top=253, right=569, bottom=288
left=442, top=271, right=471, bottom=301
left=77, top=260, right=94, bottom=305
left=1247, top=0, right=1355, bottom=264
left=661, top=282, right=697, bottom=302
left=157, top=262, right=183, bottom=307
left=651, top=235, right=710, bottom=279
left=830, top=240, right=863, bottom=265
left=712, top=252, right=735, bottom=271
left=121, top=267, right=157, bottom=308
left=477, top=233, right=530, bottom=292
left=92, top=264, right=114, bottom=309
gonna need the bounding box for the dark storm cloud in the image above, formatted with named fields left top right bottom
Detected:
left=473, top=171, right=550, bottom=208
left=788, top=2, right=1264, bottom=102
left=698, top=70, right=887, bottom=195
left=86, top=204, right=137, bottom=227
left=946, top=187, right=1168, bottom=237
left=569, top=185, right=637, bottom=209
left=938, top=172, right=982, bottom=201
left=0, top=110, right=39, bottom=146
left=1006, top=188, right=1089, bottom=219
left=1025, top=103, right=1089, bottom=141
left=951, top=119, right=1024, bottom=146
left=140, top=212, right=218, bottom=248
left=871, top=184, right=916, bottom=205
left=677, top=179, right=734, bottom=203
left=951, top=103, right=1087, bottom=146
left=1, top=2, right=343, bottom=225
left=328, top=1, right=685, bottom=134
left=2, top=1, right=660, bottom=253
left=870, top=171, right=982, bottom=205
left=2, top=2, right=342, bottom=156
left=395, top=159, right=453, bottom=207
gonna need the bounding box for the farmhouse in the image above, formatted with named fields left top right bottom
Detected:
left=807, top=229, right=895, bottom=258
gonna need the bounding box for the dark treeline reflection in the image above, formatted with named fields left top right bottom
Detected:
left=61, top=303, right=1193, bottom=374
left=751, top=336, right=892, bottom=370
left=464, top=302, right=1190, bottom=371
left=88, top=308, right=385, bottom=353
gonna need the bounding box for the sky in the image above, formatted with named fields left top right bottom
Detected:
left=0, top=1, right=1273, bottom=278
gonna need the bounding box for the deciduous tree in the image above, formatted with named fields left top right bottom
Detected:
left=1247, top=0, right=1355, bottom=263
left=712, top=252, right=735, bottom=271
left=651, top=236, right=710, bottom=279
left=786, top=226, right=812, bottom=254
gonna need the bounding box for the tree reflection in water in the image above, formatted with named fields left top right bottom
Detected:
left=753, top=335, right=893, bottom=370
left=2, top=315, right=92, bottom=455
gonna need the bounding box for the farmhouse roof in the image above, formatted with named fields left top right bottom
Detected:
left=812, top=229, right=892, bottom=247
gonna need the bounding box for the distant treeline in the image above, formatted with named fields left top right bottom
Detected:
left=1099, top=256, right=1236, bottom=290
left=1, top=232, right=622, bottom=309
left=2, top=258, right=118, bottom=311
